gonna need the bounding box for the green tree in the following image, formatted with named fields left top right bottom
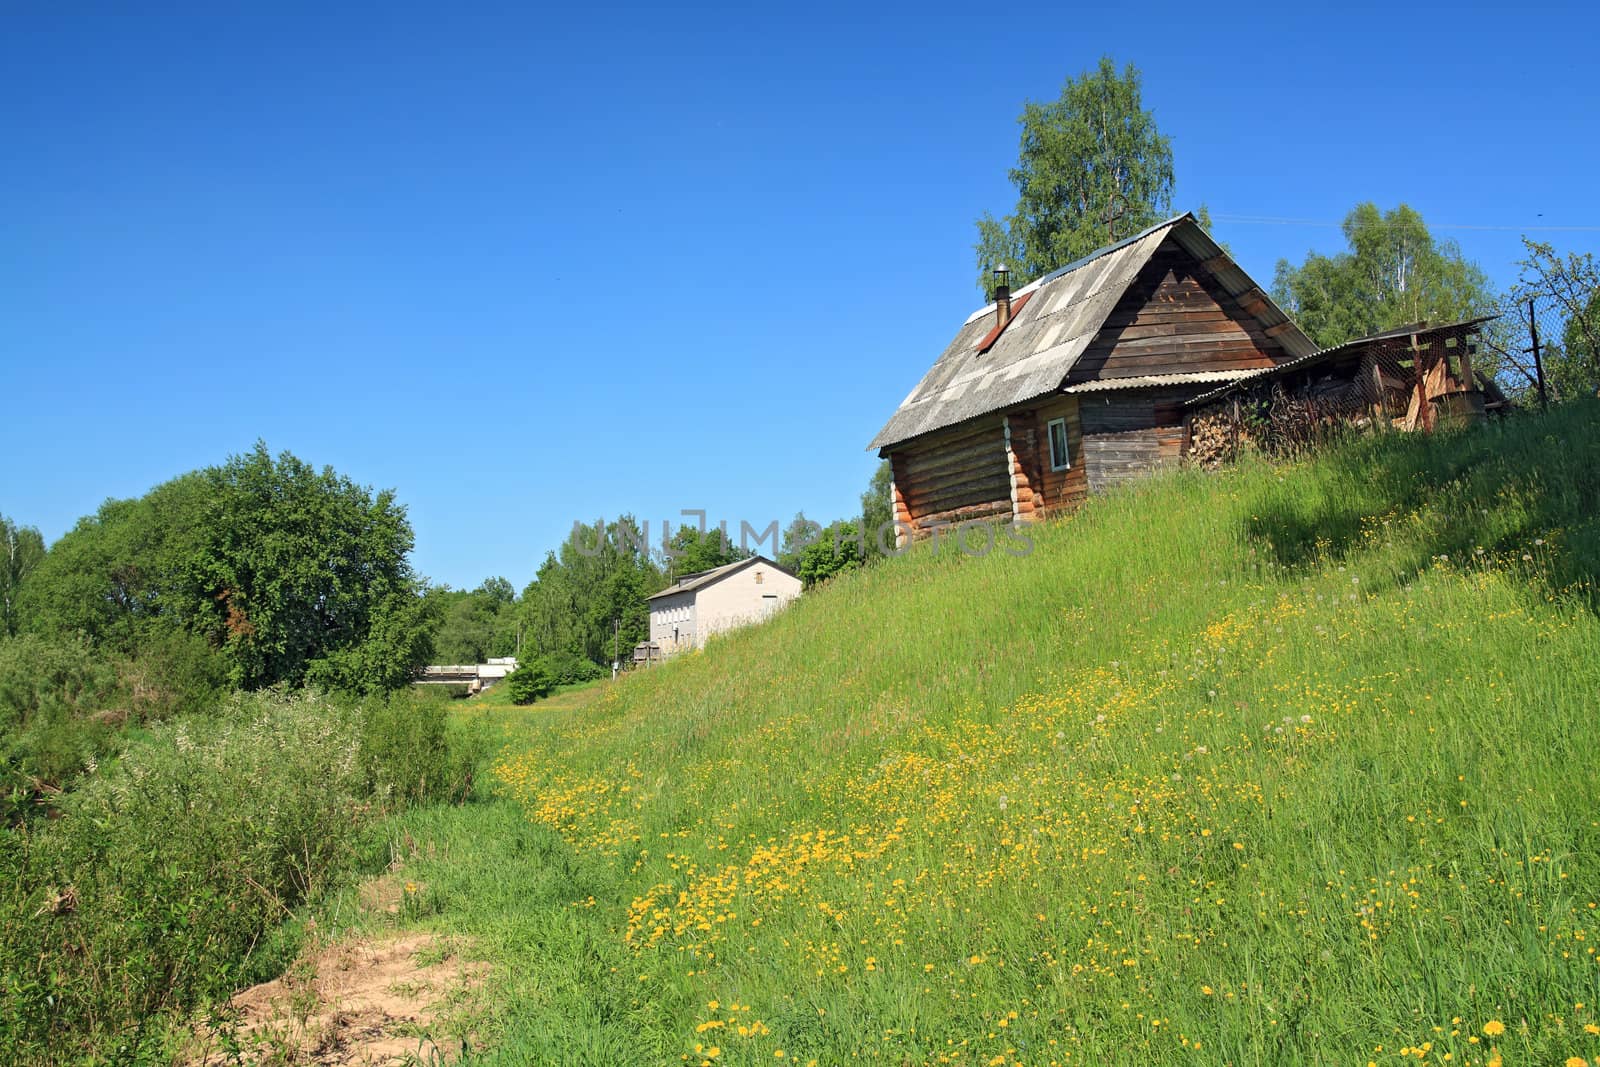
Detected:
left=665, top=523, right=748, bottom=577
left=430, top=579, right=519, bottom=665
left=975, top=57, right=1174, bottom=294
left=19, top=480, right=209, bottom=648
left=0, top=514, right=45, bottom=638
left=795, top=521, right=867, bottom=587
left=22, top=443, right=434, bottom=692
left=1509, top=239, right=1600, bottom=401
left=506, top=660, right=555, bottom=705
left=777, top=512, right=823, bottom=574
left=475, top=576, right=515, bottom=605
left=1272, top=203, right=1494, bottom=349
left=518, top=516, right=664, bottom=668
left=860, top=461, right=894, bottom=559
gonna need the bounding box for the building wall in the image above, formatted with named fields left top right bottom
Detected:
left=693, top=561, right=802, bottom=645
left=1007, top=395, right=1087, bottom=520
left=888, top=417, right=1012, bottom=538
left=1066, top=249, right=1293, bottom=383
left=1076, top=387, right=1192, bottom=491
left=648, top=589, right=698, bottom=655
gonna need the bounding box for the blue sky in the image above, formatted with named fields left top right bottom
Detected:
left=4, top=1, right=1597, bottom=590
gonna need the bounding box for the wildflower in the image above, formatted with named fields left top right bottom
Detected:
left=1564, top=1058, right=1586, bottom=1067
left=1300, top=715, right=1312, bottom=724
left=1586, top=1024, right=1600, bottom=1035
left=1483, top=1020, right=1506, bottom=1037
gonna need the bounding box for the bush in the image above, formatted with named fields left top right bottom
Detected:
left=0, top=634, right=122, bottom=819
left=538, top=651, right=605, bottom=686
left=506, top=662, right=555, bottom=704
left=0, top=687, right=489, bottom=1062
left=359, top=689, right=481, bottom=806
left=0, top=632, right=230, bottom=823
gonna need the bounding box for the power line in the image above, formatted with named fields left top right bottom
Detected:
left=1211, top=213, right=1600, bottom=234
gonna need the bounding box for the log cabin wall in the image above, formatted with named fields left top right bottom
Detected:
left=1066, top=248, right=1292, bottom=384
left=1077, top=388, right=1192, bottom=492
left=1006, top=396, right=1086, bottom=519
left=888, top=417, right=1011, bottom=536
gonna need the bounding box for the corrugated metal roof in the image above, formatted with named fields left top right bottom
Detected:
left=1063, top=370, right=1260, bottom=394
left=645, top=555, right=795, bottom=601
left=867, top=214, right=1315, bottom=452
left=1183, top=315, right=1500, bottom=408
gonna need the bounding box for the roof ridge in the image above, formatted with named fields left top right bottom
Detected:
left=961, top=212, right=1195, bottom=325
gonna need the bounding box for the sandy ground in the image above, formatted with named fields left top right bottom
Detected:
left=188, top=917, right=484, bottom=1065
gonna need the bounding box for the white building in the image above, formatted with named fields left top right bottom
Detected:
left=646, top=556, right=801, bottom=656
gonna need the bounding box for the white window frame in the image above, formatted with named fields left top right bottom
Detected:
left=1047, top=417, right=1071, bottom=471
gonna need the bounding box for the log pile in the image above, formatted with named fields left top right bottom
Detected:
left=1186, top=410, right=1248, bottom=470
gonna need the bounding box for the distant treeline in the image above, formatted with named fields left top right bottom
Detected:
left=0, top=444, right=892, bottom=810
left=431, top=462, right=895, bottom=668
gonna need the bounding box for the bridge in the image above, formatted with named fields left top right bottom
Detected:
left=415, top=657, right=517, bottom=695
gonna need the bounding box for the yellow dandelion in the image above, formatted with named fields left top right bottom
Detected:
left=1483, top=1020, right=1506, bottom=1037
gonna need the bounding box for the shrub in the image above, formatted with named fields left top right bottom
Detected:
left=0, top=686, right=489, bottom=1062
left=538, top=651, right=605, bottom=686
left=506, top=662, right=555, bottom=704
left=0, top=690, right=367, bottom=1059
left=359, top=689, right=481, bottom=806
left=0, top=632, right=231, bottom=823
left=0, top=634, right=122, bottom=819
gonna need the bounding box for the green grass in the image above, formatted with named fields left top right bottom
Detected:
left=366, top=404, right=1600, bottom=1067
left=464, top=677, right=606, bottom=711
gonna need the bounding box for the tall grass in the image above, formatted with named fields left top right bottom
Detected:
left=378, top=404, right=1600, bottom=1066
left=0, top=687, right=487, bottom=1063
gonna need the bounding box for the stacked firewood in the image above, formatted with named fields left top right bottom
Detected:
left=1187, top=410, right=1246, bottom=470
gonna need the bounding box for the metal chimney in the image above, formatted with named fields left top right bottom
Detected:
left=993, top=264, right=1012, bottom=329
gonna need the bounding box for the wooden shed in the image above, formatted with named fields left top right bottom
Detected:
left=1183, top=316, right=1505, bottom=438
left=868, top=214, right=1316, bottom=540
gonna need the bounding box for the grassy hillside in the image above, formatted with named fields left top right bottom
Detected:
left=376, top=405, right=1600, bottom=1066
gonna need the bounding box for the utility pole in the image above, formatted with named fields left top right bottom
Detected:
left=1528, top=297, right=1549, bottom=410
left=612, top=617, right=620, bottom=681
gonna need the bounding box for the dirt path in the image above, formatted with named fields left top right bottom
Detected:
left=188, top=931, right=484, bottom=1066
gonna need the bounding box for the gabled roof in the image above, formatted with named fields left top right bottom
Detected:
left=645, top=555, right=795, bottom=601
left=867, top=214, right=1316, bottom=452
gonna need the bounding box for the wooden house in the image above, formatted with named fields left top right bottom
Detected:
left=867, top=214, right=1316, bottom=540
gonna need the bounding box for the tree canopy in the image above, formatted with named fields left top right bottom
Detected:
left=19, top=443, right=436, bottom=692
left=975, top=58, right=1174, bottom=295
left=517, top=517, right=663, bottom=667
left=1510, top=239, right=1600, bottom=401
left=0, top=515, right=45, bottom=639
left=1271, top=203, right=1494, bottom=349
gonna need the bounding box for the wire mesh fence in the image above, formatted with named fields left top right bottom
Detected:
left=1185, top=268, right=1599, bottom=469
left=1479, top=292, right=1597, bottom=407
